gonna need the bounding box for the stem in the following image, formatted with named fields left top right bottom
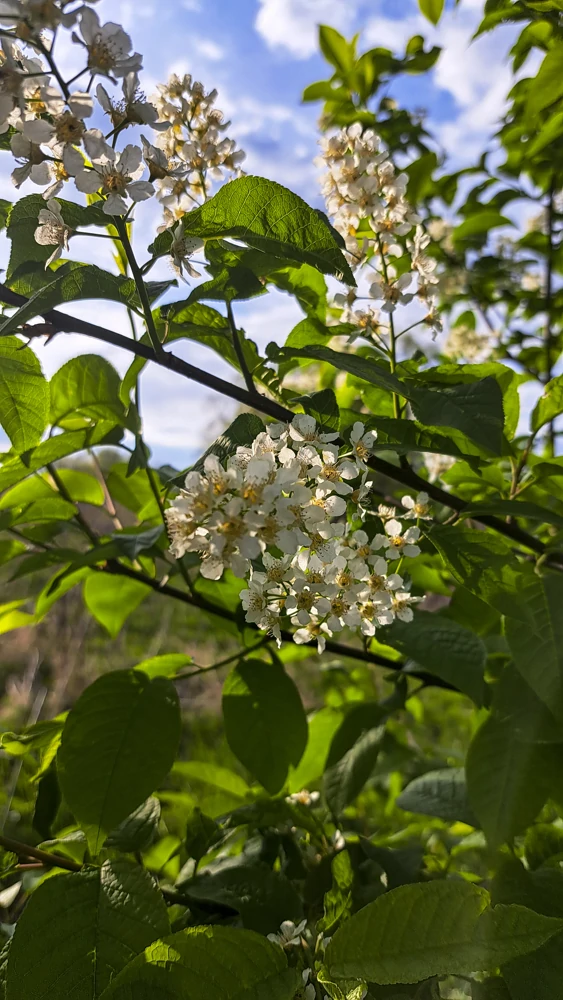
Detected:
left=176, top=636, right=271, bottom=680
left=0, top=283, right=559, bottom=565
left=543, top=174, right=557, bottom=457
left=0, top=833, right=81, bottom=873
left=376, top=234, right=400, bottom=421
left=115, top=219, right=164, bottom=358
left=102, top=560, right=456, bottom=688
left=34, top=35, right=70, bottom=101
left=226, top=300, right=256, bottom=395
left=47, top=463, right=98, bottom=545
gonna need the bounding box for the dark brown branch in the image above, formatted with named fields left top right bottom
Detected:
left=104, top=560, right=457, bottom=690
left=0, top=282, right=557, bottom=564
left=0, top=833, right=81, bottom=873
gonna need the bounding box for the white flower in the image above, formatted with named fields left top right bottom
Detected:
left=34, top=199, right=73, bottom=267
left=286, top=790, right=320, bottom=807
left=72, top=8, right=142, bottom=79
left=391, top=591, right=420, bottom=623
left=332, top=830, right=346, bottom=851
left=401, top=492, right=432, bottom=521
left=350, top=421, right=377, bottom=465
left=0, top=37, right=44, bottom=130
left=289, top=414, right=338, bottom=447
left=294, top=621, right=331, bottom=654
left=68, top=138, right=154, bottom=215
left=22, top=92, right=94, bottom=155
left=169, top=218, right=204, bottom=280
left=10, top=131, right=51, bottom=188
left=374, top=519, right=421, bottom=561
left=315, top=449, right=358, bottom=496
left=267, top=919, right=307, bottom=948
left=369, top=271, right=414, bottom=313
left=97, top=73, right=168, bottom=132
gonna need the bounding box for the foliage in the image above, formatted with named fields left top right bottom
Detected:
left=0, top=1, right=563, bottom=998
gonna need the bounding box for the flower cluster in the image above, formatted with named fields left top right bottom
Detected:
left=0, top=0, right=241, bottom=282
left=151, top=72, right=246, bottom=225
left=166, top=416, right=424, bottom=653
left=0, top=6, right=155, bottom=212
left=318, top=124, right=442, bottom=340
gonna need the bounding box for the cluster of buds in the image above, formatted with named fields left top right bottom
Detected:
left=165, top=416, right=426, bottom=653
left=150, top=72, right=246, bottom=225
left=318, top=125, right=442, bottom=341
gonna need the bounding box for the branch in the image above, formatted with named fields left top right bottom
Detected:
left=226, top=300, right=256, bottom=396
left=0, top=833, right=81, bottom=873
left=0, top=283, right=557, bottom=564
left=103, top=560, right=457, bottom=690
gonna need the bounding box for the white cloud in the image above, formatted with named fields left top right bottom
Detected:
left=255, top=0, right=358, bottom=59
left=195, top=37, right=225, bottom=62
left=364, top=11, right=425, bottom=51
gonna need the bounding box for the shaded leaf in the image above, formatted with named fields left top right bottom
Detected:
left=58, top=670, right=181, bottom=854
left=223, top=659, right=308, bottom=795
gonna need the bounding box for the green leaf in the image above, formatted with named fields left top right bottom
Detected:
left=325, top=880, right=563, bottom=983
left=273, top=346, right=505, bottom=453
left=459, top=499, right=563, bottom=530
left=466, top=715, right=548, bottom=848
left=185, top=865, right=303, bottom=933
left=0, top=336, right=49, bottom=451
left=272, top=344, right=402, bottom=396
left=319, top=25, right=355, bottom=72
left=105, top=797, right=161, bottom=853
left=526, top=43, right=563, bottom=116
left=50, top=355, right=126, bottom=429
left=297, top=387, right=340, bottom=432
left=418, top=0, right=445, bottom=24
left=167, top=176, right=354, bottom=284
left=380, top=612, right=486, bottom=705
left=222, top=659, right=308, bottom=795
left=428, top=524, right=534, bottom=621
left=83, top=574, right=151, bottom=638
left=55, top=468, right=105, bottom=506
left=5, top=861, right=170, bottom=1000
left=5, top=194, right=106, bottom=279
left=532, top=374, right=563, bottom=432
left=505, top=574, right=563, bottom=721
left=135, top=653, right=193, bottom=679
left=324, top=726, right=385, bottom=815
left=288, top=707, right=344, bottom=793
left=185, top=807, right=221, bottom=862
left=525, top=824, right=563, bottom=870
left=409, top=376, right=505, bottom=455
left=58, top=670, right=181, bottom=854
left=493, top=860, right=563, bottom=1000
left=472, top=980, right=512, bottom=1000
left=0, top=428, right=98, bottom=492
left=453, top=211, right=512, bottom=245
left=0, top=262, right=142, bottom=338
left=169, top=412, right=265, bottom=486
left=397, top=768, right=477, bottom=826
left=174, top=761, right=251, bottom=800
left=111, top=525, right=164, bottom=560
left=320, top=849, right=354, bottom=934
left=268, top=263, right=327, bottom=320
left=100, top=926, right=298, bottom=1000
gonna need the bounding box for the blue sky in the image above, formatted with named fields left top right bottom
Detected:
left=1, top=0, right=527, bottom=467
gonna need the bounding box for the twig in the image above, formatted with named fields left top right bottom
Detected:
left=0, top=283, right=558, bottom=564
left=0, top=833, right=81, bottom=873
left=103, top=559, right=455, bottom=689
left=226, top=300, right=256, bottom=396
